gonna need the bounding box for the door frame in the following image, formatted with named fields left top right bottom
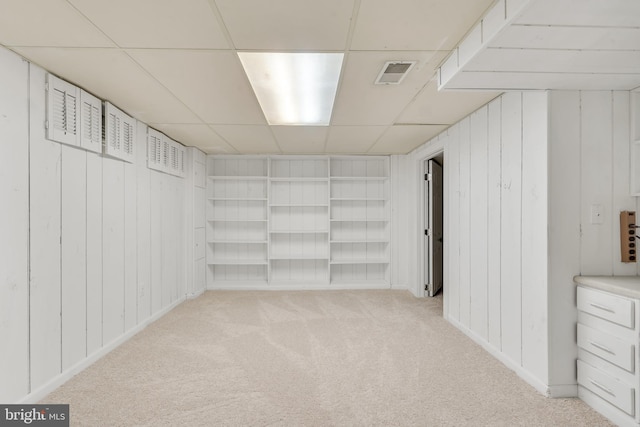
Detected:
left=416, top=148, right=447, bottom=306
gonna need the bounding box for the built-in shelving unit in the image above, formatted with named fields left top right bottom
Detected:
left=269, top=156, right=330, bottom=285
left=206, top=156, right=269, bottom=286
left=329, top=157, right=390, bottom=285
left=206, top=155, right=390, bottom=288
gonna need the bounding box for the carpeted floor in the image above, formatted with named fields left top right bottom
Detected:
left=42, top=290, right=612, bottom=426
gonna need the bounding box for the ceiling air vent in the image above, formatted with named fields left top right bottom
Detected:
left=375, top=61, right=416, bottom=85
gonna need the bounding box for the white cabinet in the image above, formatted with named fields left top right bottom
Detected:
left=577, top=284, right=640, bottom=426
left=205, top=155, right=391, bottom=289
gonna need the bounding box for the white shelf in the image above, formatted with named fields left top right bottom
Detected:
left=330, top=259, right=389, bottom=265
left=331, top=240, right=389, bottom=244
left=330, top=218, right=388, bottom=222
left=208, top=259, right=268, bottom=265
left=330, top=176, right=388, bottom=181
left=330, top=198, right=386, bottom=201
left=209, top=197, right=267, bottom=201
left=270, top=256, right=329, bottom=260
left=269, top=203, right=329, bottom=208
left=208, top=176, right=268, bottom=181
left=270, top=230, right=329, bottom=234
left=209, top=240, right=268, bottom=244
left=270, top=177, right=328, bottom=182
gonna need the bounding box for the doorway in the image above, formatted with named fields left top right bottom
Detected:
left=423, top=155, right=444, bottom=297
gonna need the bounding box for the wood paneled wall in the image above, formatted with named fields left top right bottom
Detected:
left=0, top=49, right=189, bottom=403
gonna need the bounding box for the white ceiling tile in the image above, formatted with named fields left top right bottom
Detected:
left=271, top=126, right=328, bottom=154
left=128, top=49, right=266, bottom=125
left=398, top=80, right=500, bottom=125
left=467, top=49, right=640, bottom=75
left=0, top=0, right=114, bottom=47
left=13, top=47, right=201, bottom=124
left=325, top=126, right=388, bottom=153
left=215, top=0, right=354, bottom=50
left=515, top=0, right=640, bottom=27
left=351, top=0, right=494, bottom=51
left=68, top=0, right=229, bottom=49
left=332, top=51, right=447, bottom=126
left=491, top=25, right=640, bottom=51
left=211, top=125, right=281, bottom=153
left=368, top=125, right=447, bottom=154
left=151, top=124, right=237, bottom=153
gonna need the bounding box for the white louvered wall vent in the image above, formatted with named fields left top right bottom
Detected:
left=147, top=128, right=185, bottom=178
left=374, top=61, right=416, bottom=85
left=46, top=74, right=79, bottom=146
left=103, top=102, right=136, bottom=163
left=46, top=73, right=104, bottom=154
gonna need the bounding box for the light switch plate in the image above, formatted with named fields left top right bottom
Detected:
left=591, top=204, right=604, bottom=224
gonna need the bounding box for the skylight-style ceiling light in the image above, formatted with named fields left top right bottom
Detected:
left=238, top=52, right=344, bottom=126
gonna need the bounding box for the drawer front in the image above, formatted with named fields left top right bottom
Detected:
left=578, top=324, right=635, bottom=372
left=578, top=360, right=636, bottom=416
left=577, top=286, right=635, bottom=328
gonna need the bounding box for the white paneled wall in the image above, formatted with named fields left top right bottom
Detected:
left=548, top=90, right=637, bottom=390
left=408, top=91, right=552, bottom=394
left=0, top=47, right=191, bottom=403
left=0, top=48, right=29, bottom=403
left=405, top=88, right=634, bottom=397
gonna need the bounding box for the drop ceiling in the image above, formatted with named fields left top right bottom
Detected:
left=1, top=0, right=636, bottom=155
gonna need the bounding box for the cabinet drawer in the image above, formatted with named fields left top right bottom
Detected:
left=577, top=287, right=635, bottom=328
left=578, top=324, right=635, bottom=372
left=578, top=360, right=635, bottom=416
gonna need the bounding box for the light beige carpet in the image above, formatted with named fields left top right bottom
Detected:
left=42, top=290, right=612, bottom=426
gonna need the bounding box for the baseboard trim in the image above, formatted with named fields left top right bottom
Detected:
left=20, top=296, right=186, bottom=404
left=207, top=283, right=393, bottom=291
left=187, top=288, right=206, bottom=299
left=446, top=316, right=573, bottom=398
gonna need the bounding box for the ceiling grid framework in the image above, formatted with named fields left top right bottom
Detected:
left=1, top=0, right=503, bottom=154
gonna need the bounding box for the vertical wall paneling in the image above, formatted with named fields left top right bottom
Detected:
left=175, top=176, right=185, bottom=301
left=61, top=146, right=88, bottom=370
left=162, top=176, right=176, bottom=303
left=520, top=92, right=549, bottom=382
left=500, top=91, right=523, bottom=364
left=458, top=118, right=471, bottom=328
left=580, top=92, right=614, bottom=275
left=136, top=123, right=151, bottom=321
left=447, top=125, right=461, bottom=320
left=0, top=49, right=29, bottom=402
left=124, top=161, right=138, bottom=330
left=469, top=108, right=489, bottom=340
left=28, top=64, right=62, bottom=391
left=150, top=172, right=163, bottom=313
left=612, top=92, right=636, bottom=276
left=102, top=160, right=125, bottom=344
left=548, top=91, right=581, bottom=387
left=487, top=98, right=502, bottom=349
left=86, top=151, right=103, bottom=355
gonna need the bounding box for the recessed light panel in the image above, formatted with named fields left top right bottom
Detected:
left=238, top=52, right=344, bottom=125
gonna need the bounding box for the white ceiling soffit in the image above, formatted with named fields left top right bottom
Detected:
left=438, top=0, right=640, bottom=91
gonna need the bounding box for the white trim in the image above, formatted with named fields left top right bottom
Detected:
left=207, top=283, right=393, bottom=291
left=20, top=296, right=186, bottom=404
left=446, top=315, right=566, bottom=397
